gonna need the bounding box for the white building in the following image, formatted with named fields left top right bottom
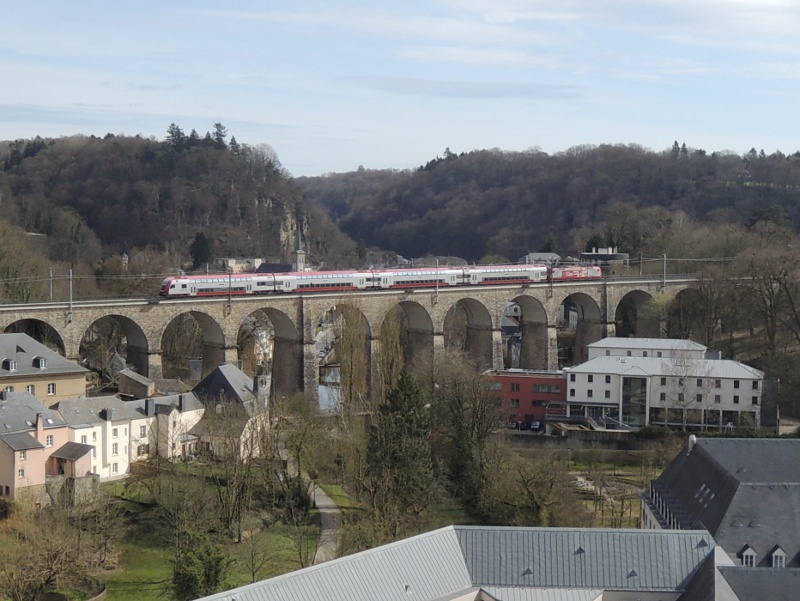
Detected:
left=564, top=354, right=763, bottom=429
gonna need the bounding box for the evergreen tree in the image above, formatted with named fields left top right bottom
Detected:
left=190, top=232, right=215, bottom=268
left=365, top=372, right=433, bottom=536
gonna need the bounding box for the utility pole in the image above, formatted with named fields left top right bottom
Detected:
left=49, top=268, right=53, bottom=302
left=662, top=254, right=667, bottom=289
left=68, top=269, right=73, bottom=323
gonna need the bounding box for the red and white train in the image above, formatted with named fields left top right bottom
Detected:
left=159, top=264, right=602, bottom=298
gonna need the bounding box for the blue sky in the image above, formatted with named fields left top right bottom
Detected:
left=2, top=1, right=799, bottom=176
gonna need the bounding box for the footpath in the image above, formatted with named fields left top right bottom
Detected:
left=310, top=483, right=341, bottom=564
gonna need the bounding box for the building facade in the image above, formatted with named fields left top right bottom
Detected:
left=485, top=369, right=566, bottom=427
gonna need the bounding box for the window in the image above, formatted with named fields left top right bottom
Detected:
left=697, top=393, right=703, bottom=403
left=734, top=396, right=740, bottom=404
left=678, top=393, right=685, bottom=403
left=773, top=552, right=786, bottom=569
left=679, top=378, right=685, bottom=387
left=3, top=386, right=12, bottom=393
left=570, top=374, right=576, bottom=382
left=112, top=463, right=118, bottom=474
left=715, top=379, right=721, bottom=388
left=17, top=468, right=24, bottom=479
left=33, top=356, right=47, bottom=369
left=587, top=375, right=593, bottom=383
left=92, top=448, right=96, bottom=458
left=46, top=435, right=53, bottom=447
left=734, top=380, right=740, bottom=389
left=605, top=350, right=610, bottom=356
left=627, top=351, right=632, bottom=356
left=47, top=383, right=56, bottom=395
left=81, top=435, right=87, bottom=444
left=660, top=392, right=666, bottom=401
left=92, top=431, right=97, bottom=442
left=742, top=552, right=755, bottom=568
left=19, top=450, right=26, bottom=460
left=26, top=385, right=35, bottom=395
left=657, top=352, right=662, bottom=357
left=605, top=375, right=611, bottom=384
left=752, top=396, right=758, bottom=405
left=511, top=399, right=520, bottom=408
left=715, top=395, right=721, bottom=403
left=752, top=381, right=759, bottom=390
left=604, top=390, right=611, bottom=399
left=587, top=390, right=593, bottom=398
left=112, top=428, right=118, bottom=438
left=660, top=377, right=667, bottom=386
left=570, top=389, right=576, bottom=397
left=112, top=443, right=118, bottom=456
left=510, top=382, right=520, bottom=392
left=140, top=425, right=147, bottom=438
left=643, top=351, right=648, bottom=357
left=2, top=358, right=17, bottom=371
left=696, top=379, right=703, bottom=387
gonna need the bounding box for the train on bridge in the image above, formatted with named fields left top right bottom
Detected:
left=159, top=264, right=603, bottom=298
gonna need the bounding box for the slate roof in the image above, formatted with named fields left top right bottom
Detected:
left=647, top=438, right=800, bottom=568
left=0, top=431, right=45, bottom=451
left=718, top=567, right=800, bottom=600
left=0, top=391, right=66, bottom=432
left=193, top=364, right=267, bottom=418
left=50, top=441, right=93, bottom=460
left=0, top=333, right=88, bottom=377
left=118, top=368, right=153, bottom=386
left=194, top=526, right=715, bottom=601
left=56, top=395, right=142, bottom=427
left=566, top=356, right=764, bottom=380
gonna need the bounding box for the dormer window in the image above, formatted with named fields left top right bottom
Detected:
left=33, top=356, right=47, bottom=369
left=741, top=545, right=757, bottom=568
left=771, top=547, right=786, bottom=568
left=2, top=358, right=17, bottom=372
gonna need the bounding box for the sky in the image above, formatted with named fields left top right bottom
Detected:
left=2, top=1, right=799, bottom=176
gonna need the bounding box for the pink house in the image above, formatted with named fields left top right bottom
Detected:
left=0, top=391, right=91, bottom=505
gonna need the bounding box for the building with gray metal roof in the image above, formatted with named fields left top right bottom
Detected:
left=643, top=438, right=800, bottom=576
left=193, top=526, right=717, bottom=601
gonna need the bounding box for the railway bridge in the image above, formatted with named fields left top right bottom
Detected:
left=0, top=276, right=694, bottom=400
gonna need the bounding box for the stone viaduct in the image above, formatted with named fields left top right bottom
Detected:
left=0, top=277, right=692, bottom=400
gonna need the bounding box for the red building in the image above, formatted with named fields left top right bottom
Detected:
left=485, top=369, right=567, bottom=428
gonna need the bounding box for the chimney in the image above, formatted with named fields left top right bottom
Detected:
left=178, top=394, right=185, bottom=412
left=145, top=397, right=155, bottom=417
left=36, top=412, right=44, bottom=439
left=103, top=408, right=115, bottom=422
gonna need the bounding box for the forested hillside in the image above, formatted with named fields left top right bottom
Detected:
left=297, top=144, right=800, bottom=262
left=0, top=126, right=355, bottom=301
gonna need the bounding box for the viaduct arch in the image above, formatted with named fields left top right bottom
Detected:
left=0, top=278, right=691, bottom=402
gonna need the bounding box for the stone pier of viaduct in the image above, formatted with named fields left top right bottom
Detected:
left=0, top=278, right=691, bottom=401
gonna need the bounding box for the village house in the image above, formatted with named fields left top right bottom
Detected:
left=0, top=391, right=93, bottom=504
left=0, top=333, right=89, bottom=407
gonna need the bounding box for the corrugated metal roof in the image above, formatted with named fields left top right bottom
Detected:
left=196, top=527, right=472, bottom=601
left=194, top=527, right=714, bottom=601
left=588, top=338, right=706, bottom=351
left=566, top=356, right=763, bottom=379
